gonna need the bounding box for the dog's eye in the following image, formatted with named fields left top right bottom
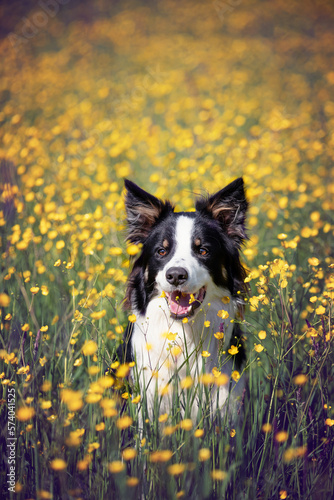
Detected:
left=199, top=247, right=208, bottom=256
left=157, top=248, right=167, bottom=256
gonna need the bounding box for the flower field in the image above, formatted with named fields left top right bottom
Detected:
left=0, top=0, right=334, bottom=498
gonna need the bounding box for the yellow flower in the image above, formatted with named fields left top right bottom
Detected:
left=95, top=422, right=105, bottom=431
left=231, top=371, right=240, bottom=382
left=254, top=344, right=264, bottom=353
left=228, top=345, right=239, bottom=355
left=180, top=419, right=193, bottom=431
left=36, top=490, right=52, bottom=499
left=50, top=459, right=67, bottom=471
left=171, top=345, right=182, bottom=357
left=280, top=279, right=288, bottom=289
left=0, top=293, right=10, bottom=307
left=40, top=400, right=52, bottom=410
left=221, top=296, right=230, bottom=304
left=116, top=364, right=130, bottom=378
left=262, top=423, right=273, bottom=433
left=87, top=443, right=100, bottom=453
left=110, top=247, right=123, bottom=256
left=201, top=350, right=211, bottom=358
left=194, top=429, right=204, bottom=438
left=258, top=330, right=266, bottom=340
left=85, top=393, right=102, bottom=404
left=82, top=340, right=98, bottom=356
left=60, top=389, right=83, bottom=412
left=90, top=310, right=106, bottom=320
left=56, top=240, right=65, bottom=250
left=66, top=429, right=84, bottom=447
left=215, top=374, right=229, bottom=386
left=211, top=469, right=227, bottom=481
left=163, top=332, right=177, bottom=341
left=108, top=461, right=125, bottom=474
left=17, top=365, right=30, bottom=374
left=16, top=407, right=35, bottom=421
left=283, top=446, right=307, bottom=463
left=198, top=448, right=211, bottom=462
left=77, top=459, right=90, bottom=470
left=204, top=320, right=211, bottom=327
left=168, top=463, right=186, bottom=475
left=308, top=257, right=319, bottom=266
left=39, top=356, right=47, bottom=366
left=217, top=310, right=229, bottom=319
left=116, top=416, right=133, bottom=429
left=214, top=331, right=224, bottom=340
left=98, top=376, right=114, bottom=389
left=40, top=380, right=52, bottom=392
left=122, top=448, right=137, bottom=460
left=158, top=413, right=168, bottom=423
left=127, top=244, right=141, bottom=256
left=180, top=376, right=193, bottom=389
left=230, top=428, right=236, bottom=437
left=128, top=314, right=137, bottom=323
left=293, top=374, right=308, bottom=386
left=199, top=373, right=215, bottom=385
left=315, top=305, right=326, bottom=315
left=30, top=286, right=40, bottom=295
left=127, top=477, right=139, bottom=487
left=275, top=431, right=289, bottom=443
left=159, top=384, right=170, bottom=396
left=87, top=365, right=100, bottom=375
left=163, top=426, right=178, bottom=436
left=150, top=450, right=173, bottom=463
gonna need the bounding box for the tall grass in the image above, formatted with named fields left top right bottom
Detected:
left=1, top=172, right=333, bottom=498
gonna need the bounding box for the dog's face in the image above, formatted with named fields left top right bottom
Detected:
left=124, top=179, right=248, bottom=319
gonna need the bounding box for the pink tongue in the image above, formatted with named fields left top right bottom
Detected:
left=169, top=291, right=191, bottom=315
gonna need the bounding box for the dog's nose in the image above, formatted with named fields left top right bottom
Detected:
left=166, top=267, right=188, bottom=286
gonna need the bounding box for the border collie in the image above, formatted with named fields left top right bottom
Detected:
left=120, top=178, right=248, bottom=418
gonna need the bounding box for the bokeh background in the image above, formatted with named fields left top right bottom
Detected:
left=1, top=1, right=334, bottom=499
left=1, top=0, right=334, bottom=253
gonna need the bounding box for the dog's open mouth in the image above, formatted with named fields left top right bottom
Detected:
left=165, top=286, right=207, bottom=319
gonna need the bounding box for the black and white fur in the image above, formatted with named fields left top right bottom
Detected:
left=121, top=178, right=248, bottom=418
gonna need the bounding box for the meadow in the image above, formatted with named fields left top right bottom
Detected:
left=0, top=0, right=333, bottom=498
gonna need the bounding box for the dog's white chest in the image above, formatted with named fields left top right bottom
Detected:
left=131, top=294, right=236, bottom=410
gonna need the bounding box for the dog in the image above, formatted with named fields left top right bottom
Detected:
left=119, top=177, right=248, bottom=419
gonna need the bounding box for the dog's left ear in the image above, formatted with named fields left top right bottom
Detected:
left=195, top=177, right=248, bottom=246
left=124, top=180, right=174, bottom=244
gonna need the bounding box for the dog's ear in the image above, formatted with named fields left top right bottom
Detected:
left=195, top=177, right=248, bottom=246
left=124, top=180, right=174, bottom=244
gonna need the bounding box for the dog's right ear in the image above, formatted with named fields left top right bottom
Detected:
left=124, top=180, right=174, bottom=244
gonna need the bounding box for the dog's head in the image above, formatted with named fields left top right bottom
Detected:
left=124, top=178, right=248, bottom=319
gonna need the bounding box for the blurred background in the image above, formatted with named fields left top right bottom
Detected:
left=1, top=2, right=334, bottom=498
left=1, top=0, right=334, bottom=255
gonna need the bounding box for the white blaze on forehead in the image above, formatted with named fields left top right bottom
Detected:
left=156, top=215, right=210, bottom=292
left=171, top=215, right=194, bottom=265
